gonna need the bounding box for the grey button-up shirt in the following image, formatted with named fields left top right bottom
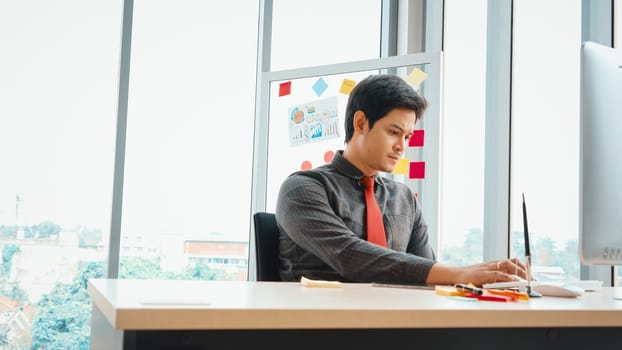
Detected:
left=276, top=151, right=437, bottom=284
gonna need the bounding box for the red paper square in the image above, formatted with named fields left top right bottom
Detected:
left=409, top=161, right=425, bottom=179
left=279, top=81, right=292, bottom=97
left=409, top=129, right=424, bottom=147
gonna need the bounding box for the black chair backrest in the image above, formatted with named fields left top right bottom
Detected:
left=252, top=212, right=281, bottom=281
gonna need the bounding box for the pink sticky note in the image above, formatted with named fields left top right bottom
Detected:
left=324, top=150, right=335, bottom=164
left=279, top=81, right=292, bottom=97
left=301, top=160, right=312, bottom=170
left=409, top=161, right=425, bottom=179
left=409, top=130, right=424, bottom=147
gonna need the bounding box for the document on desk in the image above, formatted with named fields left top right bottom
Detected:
left=300, top=276, right=344, bottom=288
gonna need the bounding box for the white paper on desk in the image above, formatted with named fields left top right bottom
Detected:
left=300, top=276, right=343, bottom=288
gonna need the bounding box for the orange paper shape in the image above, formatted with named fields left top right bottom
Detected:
left=324, top=150, right=335, bottom=164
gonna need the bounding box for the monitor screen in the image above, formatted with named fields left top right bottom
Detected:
left=579, top=41, right=622, bottom=265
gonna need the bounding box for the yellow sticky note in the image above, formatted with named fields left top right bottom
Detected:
left=392, top=158, right=409, bottom=174
left=435, top=285, right=463, bottom=296
left=407, top=68, right=428, bottom=89
left=339, top=79, right=357, bottom=95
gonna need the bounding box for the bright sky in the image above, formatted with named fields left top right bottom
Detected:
left=0, top=0, right=378, bottom=244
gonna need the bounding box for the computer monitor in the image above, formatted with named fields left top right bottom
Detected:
left=579, top=41, right=622, bottom=265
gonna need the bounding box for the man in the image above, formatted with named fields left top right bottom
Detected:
left=276, top=74, right=526, bottom=286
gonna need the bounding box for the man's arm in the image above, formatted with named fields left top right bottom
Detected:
left=405, top=196, right=436, bottom=260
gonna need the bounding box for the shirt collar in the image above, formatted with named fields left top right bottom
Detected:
left=331, top=150, right=386, bottom=187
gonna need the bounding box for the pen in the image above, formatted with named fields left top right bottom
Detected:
left=455, top=283, right=484, bottom=295
left=372, top=282, right=434, bottom=290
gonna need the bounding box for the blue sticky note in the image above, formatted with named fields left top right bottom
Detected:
left=312, top=77, right=328, bottom=97
left=448, top=296, right=478, bottom=302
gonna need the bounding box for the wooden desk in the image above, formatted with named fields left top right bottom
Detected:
left=88, top=279, right=622, bottom=350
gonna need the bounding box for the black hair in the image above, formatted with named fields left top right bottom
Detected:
left=344, top=74, right=428, bottom=143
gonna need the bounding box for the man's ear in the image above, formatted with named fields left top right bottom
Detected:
left=353, top=111, right=368, bottom=133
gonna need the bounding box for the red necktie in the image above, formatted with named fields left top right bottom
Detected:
left=361, top=176, right=387, bottom=247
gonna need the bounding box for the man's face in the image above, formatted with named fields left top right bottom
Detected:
left=350, top=108, right=417, bottom=175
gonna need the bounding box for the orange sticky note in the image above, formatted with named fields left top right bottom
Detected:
left=409, top=161, right=425, bottom=179
left=324, top=150, right=335, bottom=164
left=487, top=289, right=529, bottom=301
left=339, top=79, right=356, bottom=94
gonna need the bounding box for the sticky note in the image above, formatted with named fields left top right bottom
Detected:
left=392, top=158, right=409, bottom=174
left=409, top=161, right=425, bottom=179
left=312, top=77, right=328, bottom=97
left=301, top=160, right=312, bottom=170
left=471, top=292, right=515, bottom=302
left=435, top=285, right=463, bottom=296
left=448, top=296, right=478, bottom=302
left=487, top=289, right=529, bottom=301
left=324, top=150, right=335, bottom=164
left=339, top=79, right=357, bottom=94
left=279, top=81, right=292, bottom=97
left=407, top=67, right=428, bottom=89
left=409, top=130, right=424, bottom=147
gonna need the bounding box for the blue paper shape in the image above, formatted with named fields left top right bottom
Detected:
left=312, top=77, right=328, bottom=97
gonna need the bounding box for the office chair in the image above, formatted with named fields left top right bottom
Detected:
left=252, top=212, right=281, bottom=281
